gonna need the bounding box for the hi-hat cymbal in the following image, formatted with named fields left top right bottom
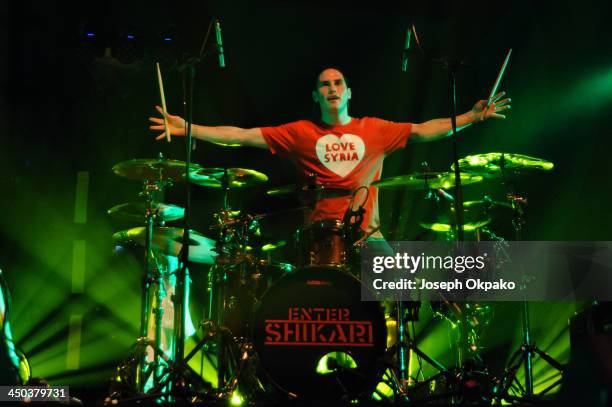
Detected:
left=419, top=220, right=491, bottom=233
left=107, top=202, right=185, bottom=223
left=419, top=198, right=511, bottom=233
left=453, top=152, right=554, bottom=177
left=188, top=168, right=268, bottom=188
left=112, top=158, right=202, bottom=182
left=113, top=227, right=217, bottom=264
left=372, top=171, right=483, bottom=190
left=260, top=240, right=287, bottom=252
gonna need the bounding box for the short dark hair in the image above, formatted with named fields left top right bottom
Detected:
left=314, top=66, right=350, bottom=90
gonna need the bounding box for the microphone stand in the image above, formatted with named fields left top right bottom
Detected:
left=155, top=18, right=219, bottom=402
left=170, top=57, right=195, bottom=394
left=403, top=25, right=466, bottom=241
left=446, top=60, right=466, bottom=242
left=402, top=28, right=491, bottom=404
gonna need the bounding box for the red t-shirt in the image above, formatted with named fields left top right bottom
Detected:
left=260, top=117, right=412, bottom=235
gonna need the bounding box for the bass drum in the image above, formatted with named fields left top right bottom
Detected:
left=252, top=267, right=387, bottom=401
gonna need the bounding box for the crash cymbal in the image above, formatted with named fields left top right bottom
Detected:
left=372, top=171, right=483, bottom=190
left=188, top=168, right=268, bottom=188
left=107, top=202, right=184, bottom=223
left=113, top=227, right=217, bottom=264
left=453, top=152, right=554, bottom=177
left=112, top=158, right=202, bottom=182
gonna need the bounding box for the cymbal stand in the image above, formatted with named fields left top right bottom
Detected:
left=495, top=163, right=564, bottom=402
left=376, top=170, right=450, bottom=401
left=138, top=177, right=173, bottom=392
left=410, top=184, right=498, bottom=403
left=378, top=298, right=456, bottom=405
left=148, top=178, right=257, bottom=401
left=106, top=176, right=175, bottom=402
left=213, top=171, right=234, bottom=390
left=210, top=172, right=260, bottom=392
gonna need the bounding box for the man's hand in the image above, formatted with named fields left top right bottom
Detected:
left=471, top=91, right=511, bottom=123
left=149, top=105, right=186, bottom=140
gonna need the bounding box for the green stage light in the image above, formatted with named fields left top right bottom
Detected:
left=316, top=351, right=358, bottom=375
left=230, top=390, right=244, bottom=406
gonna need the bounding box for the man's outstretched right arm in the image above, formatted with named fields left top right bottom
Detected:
left=148, top=105, right=267, bottom=149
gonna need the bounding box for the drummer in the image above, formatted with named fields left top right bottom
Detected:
left=149, top=67, right=510, bottom=242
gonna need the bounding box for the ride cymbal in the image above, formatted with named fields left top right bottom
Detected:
left=453, top=152, right=554, bottom=177
left=113, top=227, right=217, bottom=264
left=107, top=202, right=184, bottom=223
left=188, top=168, right=268, bottom=188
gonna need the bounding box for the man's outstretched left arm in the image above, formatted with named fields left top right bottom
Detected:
left=410, top=91, right=511, bottom=143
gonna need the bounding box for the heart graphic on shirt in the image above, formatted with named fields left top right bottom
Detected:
left=315, top=133, right=365, bottom=177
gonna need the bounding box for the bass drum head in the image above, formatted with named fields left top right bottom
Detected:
left=252, top=267, right=387, bottom=401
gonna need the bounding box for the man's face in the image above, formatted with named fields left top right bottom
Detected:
left=313, top=69, right=351, bottom=113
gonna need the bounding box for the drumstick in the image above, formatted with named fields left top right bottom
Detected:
left=155, top=62, right=171, bottom=142
left=487, top=48, right=512, bottom=107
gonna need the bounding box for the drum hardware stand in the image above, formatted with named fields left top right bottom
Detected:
left=105, top=338, right=174, bottom=405
left=361, top=167, right=454, bottom=401
left=211, top=183, right=264, bottom=395
left=494, top=165, right=565, bottom=402
left=139, top=175, right=175, bottom=392
left=384, top=299, right=453, bottom=403
left=106, top=174, right=180, bottom=402
left=151, top=178, right=260, bottom=401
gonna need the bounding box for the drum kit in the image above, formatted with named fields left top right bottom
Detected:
left=103, top=151, right=558, bottom=405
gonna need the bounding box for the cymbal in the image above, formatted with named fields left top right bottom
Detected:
left=419, top=198, right=510, bottom=233
left=188, top=168, right=268, bottom=188
left=113, top=227, right=217, bottom=264
left=107, top=202, right=184, bottom=223
left=267, top=184, right=352, bottom=198
left=372, top=171, right=483, bottom=190
left=112, top=158, right=202, bottom=182
left=260, top=240, right=287, bottom=252
left=453, top=153, right=554, bottom=177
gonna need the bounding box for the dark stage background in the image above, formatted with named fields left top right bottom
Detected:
left=1, top=0, right=611, bottom=403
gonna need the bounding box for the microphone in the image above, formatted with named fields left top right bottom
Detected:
left=401, top=26, right=412, bottom=72
left=434, top=188, right=455, bottom=202
left=214, top=18, right=226, bottom=68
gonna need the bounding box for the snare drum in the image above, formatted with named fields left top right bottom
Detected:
left=252, top=266, right=387, bottom=400
left=296, top=220, right=348, bottom=268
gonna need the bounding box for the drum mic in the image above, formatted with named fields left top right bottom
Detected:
left=343, top=205, right=365, bottom=227
left=214, top=18, right=226, bottom=68
left=343, top=187, right=369, bottom=238
left=401, top=24, right=412, bottom=72
left=327, top=356, right=342, bottom=371
left=326, top=356, right=359, bottom=375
